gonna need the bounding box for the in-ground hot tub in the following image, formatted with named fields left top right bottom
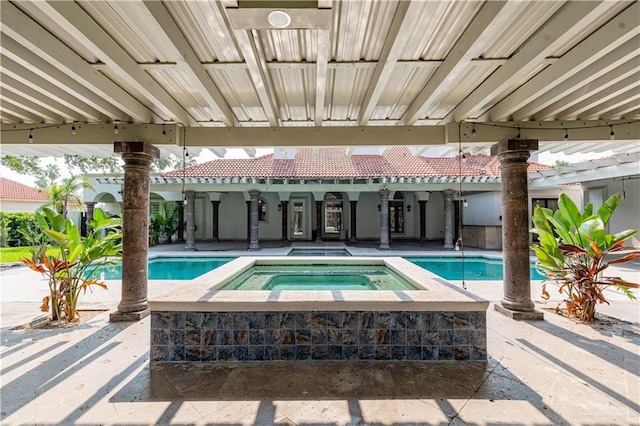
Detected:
left=149, top=257, right=488, bottom=363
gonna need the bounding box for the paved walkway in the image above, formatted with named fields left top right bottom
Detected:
left=1, top=244, right=638, bottom=425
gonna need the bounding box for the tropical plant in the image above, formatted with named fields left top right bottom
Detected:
left=22, top=207, right=122, bottom=322
left=43, top=175, right=94, bottom=218
left=149, top=203, right=180, bottom=244
left=530, top=193, right=640, bottom=322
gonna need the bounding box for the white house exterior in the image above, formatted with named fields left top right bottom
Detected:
left=0, top=177, right=49, bottom=213
left=84, top=147, right=583, bottom=249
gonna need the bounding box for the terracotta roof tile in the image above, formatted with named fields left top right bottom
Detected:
left=163, top=148, right=551, bottom=179
left=0, top=177, right=48, bottom=201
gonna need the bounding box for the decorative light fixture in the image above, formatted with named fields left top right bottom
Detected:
left=114, top=120, right=120, bottom=135
left=28, top=128, right=33, bottom=143
left=277, top=202, right=283, bottom=212
left=516, top=126, right=521, bottom=139
left=162, top=124, right=166, bottom=139
left=71, top=122, right=77, bottom=135
left=564, top=129, right=569, bottom=140
left=463, top=199, right=468, bottom=207
left=471, top=123, right=476, bottom=138
left=406, top=204, right=412, bottom=212
left=610, top=125, right=615, bottom=140
left=267, top=10, right=292, bottom=28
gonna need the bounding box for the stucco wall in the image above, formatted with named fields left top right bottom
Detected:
left=583, top=178, right=640, bottom=248
left=0, top=200, right=45, bottom=213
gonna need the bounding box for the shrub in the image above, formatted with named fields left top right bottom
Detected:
left=0, top=211, right=39, bottom=247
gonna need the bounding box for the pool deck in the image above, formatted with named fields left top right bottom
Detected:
left=1, top=241, right=639, bottom=425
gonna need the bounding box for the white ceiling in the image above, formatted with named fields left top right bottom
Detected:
left=1, top=0, right=639, bottom=158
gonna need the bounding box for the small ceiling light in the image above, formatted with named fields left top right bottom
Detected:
left=471, top=123, right=476, bottom=138
left=564, top=129, right=569, bottom=140
left=28, top=128, right=33, bottom=143
left=267, top=10, right=292, bottom=28
left=162, top=124, right=166, bottom=139
left=71, top=122, right=76, bottom=135
left=114, top=120, right=120, bottom=135
left=609, top=125, right=615, bottom=140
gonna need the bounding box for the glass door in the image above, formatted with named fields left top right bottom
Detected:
left=291, top=198, right=307, bottom=239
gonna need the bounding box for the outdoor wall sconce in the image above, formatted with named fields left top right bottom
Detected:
left=377, top=204, right=380, bottom=212
left=407, top=204, right=412, bottom=212
left=277, top=202, right=283, bottom=211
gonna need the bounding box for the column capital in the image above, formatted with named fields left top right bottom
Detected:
left=442, top=188, right=455, bottom=198
left=490, top=139, right=539, bottom=156
left=249, top=189, right=261, bottom=197
left=114, top=141, right=160, bottom=159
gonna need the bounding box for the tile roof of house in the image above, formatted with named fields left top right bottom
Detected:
left=163, top=147, right=550, bottom=179
left=0, top=177, right=48, bottom=201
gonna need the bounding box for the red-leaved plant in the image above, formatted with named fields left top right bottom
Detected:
left=531, top=193, right=639, bottom=322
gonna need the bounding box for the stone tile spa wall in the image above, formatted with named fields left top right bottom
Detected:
left=150, top=310, right=487, bottom=363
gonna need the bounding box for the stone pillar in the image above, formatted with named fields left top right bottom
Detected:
left=349, top=200, right=357, bottom=242
left=491, top=139, right=543, bottom=320
left=280, top=200, right=289, bottom=241
left=443, top=189, right=455, bottom=249
left=315, top=200, right=323, bottom=242
left=184, top=190, right=197, bottom=251
left=211, top=200, right=220, bottom=242
left=418, top=200, right=427, bottom=242
left=176, top=201, right=184, bottom=242
left=379, top=189, right=390, bottom=250
left=85, top=201, right=96, bottom=232
left=110, top=141, right=158, bottom=322
left=246, top=201, right=251, bottom=241
left=248, top=190, right=260, bottom=250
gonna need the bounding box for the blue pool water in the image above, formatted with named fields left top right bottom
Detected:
left=95, top=257, right=234, bottom=280
left=94, top=256, right=544, bottom=281
left=405, top=257, right=545, bottom=281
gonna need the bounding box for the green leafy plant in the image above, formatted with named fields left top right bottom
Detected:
left=150, top=203, right=180, bottom=245
left=530, top=193, right=640, bottom=322
left=22, top=207, right=122, bottom=322
left=17, top=212, right=48, bottom=263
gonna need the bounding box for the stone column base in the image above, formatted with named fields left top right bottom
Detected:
left=494, top=304, right=544, bottom=321
left=110, top=308, right=151, bottom=322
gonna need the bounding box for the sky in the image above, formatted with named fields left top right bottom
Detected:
left=0, top=148, right=615, bottom=188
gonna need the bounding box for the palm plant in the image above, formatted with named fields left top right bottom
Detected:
left=530, top=193, right=639, bottom=322
left=43, top=175, right=94, bottom=218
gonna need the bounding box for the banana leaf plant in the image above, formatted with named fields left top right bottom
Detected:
left=22, top=207, right=122, bottom=322
left=530, top=193, right=640, bottom=322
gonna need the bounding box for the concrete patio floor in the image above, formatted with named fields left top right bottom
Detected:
left=1, top=243, right=638, bottom=425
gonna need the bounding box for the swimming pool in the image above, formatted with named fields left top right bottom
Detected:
left=405, top=257, right=546, bottom=281
left=96, top=257, right=234, bottom=280
left=95, top=255, right=544, bottom=281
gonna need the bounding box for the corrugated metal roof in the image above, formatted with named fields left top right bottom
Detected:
left=2, top=0, right=638, bottom=156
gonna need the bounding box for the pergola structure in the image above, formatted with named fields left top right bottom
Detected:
left=1, top=1, right=639, bottom=321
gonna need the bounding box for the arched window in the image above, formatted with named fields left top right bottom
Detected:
left=390, top=192, right=404, bottom=233
left=258, top=198, right=267, bottom=222
left=324, top=192, right=343, bottom=234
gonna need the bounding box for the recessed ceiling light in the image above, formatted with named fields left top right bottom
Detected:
left=267, top=10, right=291, bottom=28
